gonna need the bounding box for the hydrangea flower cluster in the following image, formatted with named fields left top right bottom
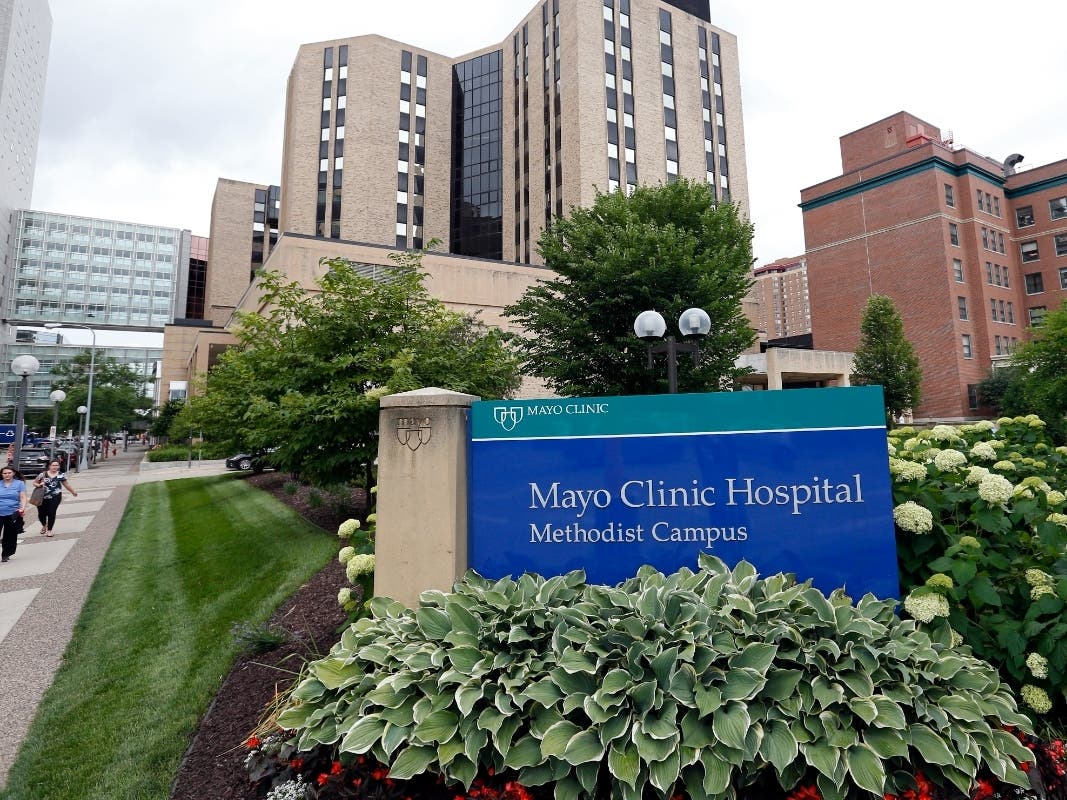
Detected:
left=924, top=573, right=953, bottom=591
left=977, top=473, right=1013, bottom=505
left=889, top=458, right=927, bottom=481
left=965, top=466, right=990, bottom=485
left=969, top=441, right=998, bottom=461
left=992, top=460, right=1016, bottom=472
left=893, top=501, right=933, bottom=533
left=932, top=449, right=967, bottom=472
left=337, top=518, right=361, bottom=539
left=345, top=553, right=375, bottom=581
left=337, top=546, right=356, bottom=564
left=1047, top=513, right=1067, bottom=528
left=1022, top=684, right=1053, bottom=714
left=1027, top=653, right=1050, bottom=679
left=903, top=592, right=950, bottom=623
left=1047, top=490, right=1065, bottom=506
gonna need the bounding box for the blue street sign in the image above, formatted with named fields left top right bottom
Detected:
left=469, top=386, right=899, bottom=599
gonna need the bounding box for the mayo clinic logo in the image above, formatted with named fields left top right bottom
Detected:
left=493, top=406, right=524, bottom=432
left=492, top=402, right=609, bottom=432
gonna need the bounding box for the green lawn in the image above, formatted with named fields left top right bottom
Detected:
left=0, top=475, right=338, bottom=800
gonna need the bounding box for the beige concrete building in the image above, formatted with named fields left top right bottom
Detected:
left=205, top=179, right=279, bottom=327
left=752, top=255, right=810, bottom=340
left=278, top=0, right=748, bottom=265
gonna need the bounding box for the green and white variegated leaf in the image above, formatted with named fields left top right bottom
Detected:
left=274, top=557, right=1040, bottom=800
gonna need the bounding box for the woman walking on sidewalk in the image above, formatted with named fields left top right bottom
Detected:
left=0, top=465, right=27, bottom=562
left=34, top=460, right=78, bottom=537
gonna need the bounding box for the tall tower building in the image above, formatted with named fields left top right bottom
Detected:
left=0, top=0, right=51, bottom=302
left=801, top=111, right=1067, bottom=421
left=752, top=256, right=810, bottom=342
left=278, top=0, right=747, bottom=265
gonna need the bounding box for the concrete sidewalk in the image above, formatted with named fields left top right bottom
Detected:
left=0, top=446, right=231, bottom=787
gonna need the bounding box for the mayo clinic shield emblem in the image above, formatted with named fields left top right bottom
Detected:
left=493, top=406, right=523, bottom=432
left=396, top=417, right=432, bottom=451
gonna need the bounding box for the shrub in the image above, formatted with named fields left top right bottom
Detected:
left=889, top=416, right=1067, bottom=731
left=336, top=514, right=376, bottom=624
left=271, top=556, right=1033, bottom=800
left=144, top=442, right=231, bottom=462
left=231, top=620, right=290, bottom=655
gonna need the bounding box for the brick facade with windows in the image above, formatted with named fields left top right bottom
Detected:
left=801, top=111, right=1067, bottom=421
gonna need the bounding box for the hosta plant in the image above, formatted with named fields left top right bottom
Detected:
left=274, top=555, right=1033, bottom=800
left=888, top=417, right=1067, bottom=729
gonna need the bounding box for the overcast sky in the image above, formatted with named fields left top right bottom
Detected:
left=30, top=0, right=1067, bottom=267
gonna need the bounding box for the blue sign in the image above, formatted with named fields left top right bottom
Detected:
left=468, top=387, right=899, bottom=599
left=0, top=424, right=32, bottom=445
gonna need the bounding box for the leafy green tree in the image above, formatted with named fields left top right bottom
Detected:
left=50, top=352, right=153, bottom=435
left=850, top=294, right=923, bottom=427
left=149, top=398, right=185, bottom=441
left=504, top=179, right=756, bottom=396
left=183, top=247, right=521, bottom=485
left=1000, top=302, right=1067, bottom=441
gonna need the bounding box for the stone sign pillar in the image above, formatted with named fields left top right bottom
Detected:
left=375, top=388, right=479, bottom=607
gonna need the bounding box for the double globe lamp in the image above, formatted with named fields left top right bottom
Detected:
left=633, top=307, right=711, bottom=394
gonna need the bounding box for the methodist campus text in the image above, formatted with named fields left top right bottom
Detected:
left=527, top=474, right=864, bottom=545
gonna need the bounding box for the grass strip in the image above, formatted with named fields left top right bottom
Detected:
left=0, top=475, right=338, bottom=800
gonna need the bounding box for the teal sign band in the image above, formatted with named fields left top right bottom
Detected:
left=472, top=385, right=887, bottom=440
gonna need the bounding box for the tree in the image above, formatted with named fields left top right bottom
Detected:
left=149, top=398, right=185, bottom=441
left=998, top=302, right=1067, bottom=442
left=182, top=246, right=521, bottom=485
left=503, top=179, right=756, bottom=396
left=850, top=295, right=923, bottom=426
left=50, top=352, right=153, bottom=435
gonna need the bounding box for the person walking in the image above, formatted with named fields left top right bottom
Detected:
left=33, top=460, right=78, bottom=537
left=0, top=465, right=28, bottom=562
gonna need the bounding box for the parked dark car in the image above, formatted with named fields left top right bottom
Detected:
left=225, top=449, right=276, bottom=471
left=15, top=447, right=72, bottom=476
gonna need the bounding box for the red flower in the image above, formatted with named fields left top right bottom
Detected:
left=786, top=784, right=822, bottom=800
left=330, top=761, right=343, bottom=775
left=245, top=736, right=260, bottom=749
left=372, top=766, right=390, bottom=781
left=317, top=772, right=330, bottom=786
left=1021, top=760, right=1032, bottom=772
left=973, top=778, right=995, bottom=799
left=288, top=758, right=304, bottom=770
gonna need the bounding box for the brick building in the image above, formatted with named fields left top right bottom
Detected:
left=801, top=111, right=1067, bottom=421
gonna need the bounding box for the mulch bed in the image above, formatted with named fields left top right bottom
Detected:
left=170, top=474, right=357, bottom=800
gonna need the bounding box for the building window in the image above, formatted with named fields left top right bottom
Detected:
left=1016, top=205, right=1034, bottom=228
left=1007, top=301, right=1015, bottom=324
left=944, top=184, right=954, bottom=207
left=976, top=190, right=984, bottom=212
left=953, top=258, right=963, bottom=282
left=1056, top=233, right=1067, bottom=257
left=957, top=296, right=968, bottom=320
left=1060, top=267, right=1067, bottom=290
left=967, top=384, right=979, bottom=410
left=1020, top=241, right=1039, bottom=263
left=990, top=299, right=998, bottom=322
left=1029, top=306, right=1047, bottom=326
left=993, top=197, right=1000, bottom=216
left=980, top=228, right=988, bottom=249
left=998, top=232, right=1005, bottom=254
left=949, top=223, right=959, bottom=246
left=961, top=334, right=973, bottom=359
left=1025, top=272, right=1044, bottom=294
left=1050, top=196, right=1067, bottom=220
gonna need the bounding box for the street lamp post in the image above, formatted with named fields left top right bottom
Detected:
left=76, top=405, right=87, bottom=471
left=633, top=308, right=712, bottom=394
left=44, top=323, right=96, bottom=471
left=48, top=389, right=67, bottom=462
left=10, top=354, right=41, bottom=467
